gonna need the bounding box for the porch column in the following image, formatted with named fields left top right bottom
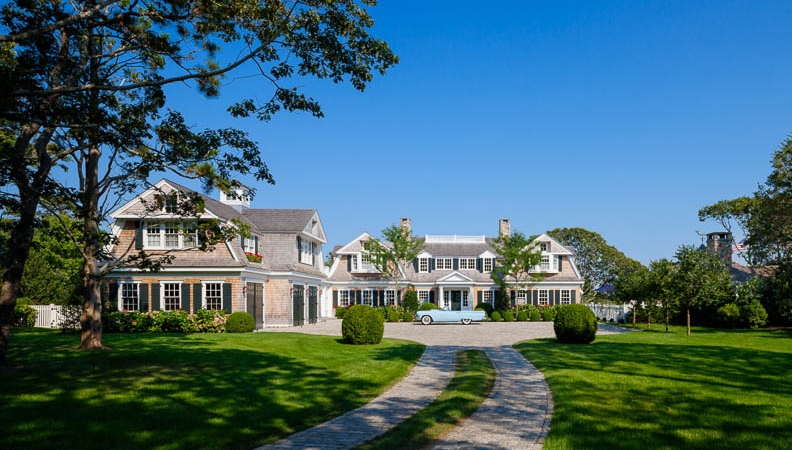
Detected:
left=439, top=286, right=444, bottom=307
left=468, top=286, right=474, bottom=310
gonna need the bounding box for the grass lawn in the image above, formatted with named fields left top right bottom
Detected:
left=356, top=349, right=495, bottom=450
left=0, top=328, right=424, bottom=450
left=515, top=326, right=792, bottom=450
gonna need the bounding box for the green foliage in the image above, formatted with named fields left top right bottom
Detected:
left=418, top=302, right=441, bottom=311
left=58, top=305, right=82, bottom=332
left=13, top=299, right=37, bottom=327
left=502, top=310, right=515, bottom=322
left=401, top=311, right=414, bottom=322
left=341, top=305, right=384, bottom=345
left=541, top=306, right=557, bottom=322
left=742, top=301, right=769, bottom=329
left=717, top=303, right=742, bottom=328
left=403, top=289, right=419, bottom=313
left=673, top=245, right=733, bottom=334
left=553, top=304, right=598, bottom=344
left=104, top=309, right=227, bottom=333
left=476, top=302, right=493, bottom=316
left=491, top=231, right=543, bottom=295
left=760, top=263, right=792, bottom=326
left=516, top=310, right=528, bottom=321
left=335, top=306, right=348, bottom=319
left=529, top=308, right=542, bottom=322
left=548, top=227, right=642, bottom=300
left=387, top=308, right=401, bottom=323
left=490, top=311, right=503, bottom=322
left=225, top=312, right=255, bottom=333
left=494, top=289, right=511, bottom=312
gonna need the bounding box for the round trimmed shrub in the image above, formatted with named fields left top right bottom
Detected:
left=342, top=304, right=384, bottom=345
left=402, top=311, right=415, bottom=322
left=553, top=304, right=597, bottom=344
left=542, top=307, right=557, bottom=322
left=529, top=309, right=542, bottom=321
left=517, top=310, right=528, bottom=322
left=490, top=311, right=503, bottom=322
left=335, top=306, right=348, bottom=319
left=387, top=308, right=401, bottom=323
left=419, top=302, right=441, bottom=311
left=225, top=311, right=255, bottom=333
left=503, top=310, right=515, bottom=322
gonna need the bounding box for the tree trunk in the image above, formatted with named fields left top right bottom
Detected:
left=0, top=123, right=52, bottom=365
left=664, top=302, right=669, bottom=333
left=647, top=309, right=651, bottom=329
left=632, top=302, right=637, bottom=328
left=79, top=143, right=106, bottom=350
left=686, top=307, right=691, bottom=336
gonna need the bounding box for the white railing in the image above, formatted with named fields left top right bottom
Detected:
left=31, top=304, right=66, bottom=328
left=587, top=303, right=630, bottom=322
left=424, top=235, right=486, bottom=243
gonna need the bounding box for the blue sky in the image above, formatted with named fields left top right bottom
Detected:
left=164, top=0, right=792, bottom=264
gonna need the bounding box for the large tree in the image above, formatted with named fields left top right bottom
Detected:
left=0, top=0, right=397, bottom=361
left=491, top=231, right=543, bottom=309
left=547, top=227, right=641, bottom=301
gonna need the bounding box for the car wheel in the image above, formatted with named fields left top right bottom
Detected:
left=461, top=318, right=472, bottom=325
left=421, top=315, right=432, bottom=325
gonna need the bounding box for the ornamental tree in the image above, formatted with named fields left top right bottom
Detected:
left=366, top=224, right=425, bottom=304
left=491, top=231, right=544, bottom=308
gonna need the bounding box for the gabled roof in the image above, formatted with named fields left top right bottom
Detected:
left=110, top=179, right=325, bottom=242
left=533, top=233, right=574, bottom=255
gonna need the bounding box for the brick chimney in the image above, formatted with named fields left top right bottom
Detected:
left=499, top=218, right=511, bottom=238
left=400, top=217, right=411, bottom=234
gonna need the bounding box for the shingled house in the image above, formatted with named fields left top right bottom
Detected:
left=105, top=179, right=328, bottom=327
left=326, top=218, right=584, bottom=311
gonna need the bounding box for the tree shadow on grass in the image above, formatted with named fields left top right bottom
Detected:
left=515, top=332, right=792, bottom=450
left=0, top=329, right=423, bottom=450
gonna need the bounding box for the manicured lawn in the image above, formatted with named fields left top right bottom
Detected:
left=515, top=326, right=792, bottom=450
left=356, top=349, right=495, bottom=450
left=0, top=328, right=424, bottom=450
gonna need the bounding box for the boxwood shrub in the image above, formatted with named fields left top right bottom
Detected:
left=226, top=311, right=255, bottom=333
left=490, top=311, right=503, bottom=322
left=335, top=306, right=348, bottom=319
left=517, top=310, right=528, bottom=322
left=341, top=304, right=384, bottom=345
left=418, top=302, right=441, bottom=311
left=401, top=311, right=415, bottom=322
left=553, top=304, right=597, bottom=343
left=387, top=308, right=401, bottom=323
left=503, top=310, right=515, bottom=322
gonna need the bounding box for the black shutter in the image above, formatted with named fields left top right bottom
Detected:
left=297, top=236, right=302, bottom=261
left=193, top=283, right=202, bottom=312
left=347, top=255, right=352, bottom=271
left=558, top=256, right=563, bottom=272
left=554, top=290, right=561, bottom=305
left=413, top=259, right=419, bottom=272
left=108, top=283, right=119, bottom=311
left=533, top=290, right=539, bottom=305
left=333, top=290, right=338, bottom=308
left=255, top=236, right=259, bottom=255
left=397, top=290, right=402, bottom=304
left=151, top=283, right=160, bottom=310
left=139, top=284, right=149, bottom=312
left=477, top=291, right=482, bottom=304
left=428, top=258, right=434, bottom=273
left=222, top=283, right=232, bottom=313
left=181, top=284, right=191, bottom=311
left=374, top=290, right=380, bottom=306
left=571, top=290, right=576, bottom=304
left=429, top=290, right=435, bottom=304
left=453, top=258, right=459, bottom=270
left=356, top=290, right=362, bottom=304
left=510, top=290, right=515, bottom=306
left=476, top=258, right=482, bottom=272
left=240, top=235, right=245, bottom=249
left=135, top=221, right=143, bottom=250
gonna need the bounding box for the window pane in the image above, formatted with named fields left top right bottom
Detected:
left=121, top=284, right=139, bottom=311
left=163, top=283, right=181, bottom=311
left=204, top=283, right=222, bottom=310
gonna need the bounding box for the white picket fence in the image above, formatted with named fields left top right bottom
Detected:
left=587, top=303, right=630, bottom=322
left=31, top=304, right=67, bottom=328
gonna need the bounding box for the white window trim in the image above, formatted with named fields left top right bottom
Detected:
left=384, top=289, right=396, bottom=306
left=516, top=290, right=528, bottom=305
left=482, top=290, right=493, bottom=305
left=483, top=258, right=493, bottom=273
left=361, top=289, right=373, bottom=306
left=418, top=258, right=429, bottom=273
left=118, top=281, right=141, bottom=312
left=418, top=290, right=430, bottom=303
left=436, top=258, right=453, bottom=270
left=160, top=281, right=183, bottom=311
left=202, top=281, right=223, bottom=310
left=143, top=221, right=198, bottom=250
left=560, top=289, right=571, bottom=305
left=338, top=290, right=351, bottom=307
left=459, top=258, right=476, bottom=270
left=300, top=238, right=313, bottom=265
left=538, top=289, right=549, bottom=306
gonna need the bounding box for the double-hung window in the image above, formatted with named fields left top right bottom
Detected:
left=299, top=238, right=313, bottom=264
left=145, top=221, right=197, bottom=249
left=459, top=258, right=476, bottom=270
left=418, top=290, right=430, bottom=303
left=385, top=290, right=396, bottom=306
left=560, top=290, right=571, bottom=305
left=538, top=289, right=549, bottom=306
left=540, top=255, right=551, bottom=271
left=120, top=283, right=140, bottom=311
left=516, top=290, right=528, bottom=305
left=418, top=258, right=429, bottom=273
left=361, top=290, right=373, bottom=306
left=204, top=283, right=222, bottom=310
left=338, top=290, right=351, bottom=307
left=162, top=283, right=181, bottom=311
left=436, top=258, right=453, bottom=270
left=483, top=258, right=493, bottom=273
left=482, top=290, right=493, bottom=304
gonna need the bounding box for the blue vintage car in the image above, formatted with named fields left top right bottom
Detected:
left=416, top=307, right=486, bottom=325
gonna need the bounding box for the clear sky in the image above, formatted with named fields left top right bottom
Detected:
left=163, top=0, right=792, bottom=264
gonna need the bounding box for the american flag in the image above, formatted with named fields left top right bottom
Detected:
left=733, top=240, right=747, bottom=252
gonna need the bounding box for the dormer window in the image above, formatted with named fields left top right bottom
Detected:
left=539, top=242, right=549, bottom=252
left=436, top=258, right=453, bottom=270
left=418, top=257, right=429, bottom=273
left=164, top=193, right=178, bottom=214
left=144, top=220, right=197, bottom=249
left=459, top=258, right=476, bottom=270
left=483, top=258, right=493, bottom=273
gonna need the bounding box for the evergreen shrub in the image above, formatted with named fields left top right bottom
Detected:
left=401, top=311, right=414, bottom=322
left=225, top=311, right=255, bottom=333
left=341, top=304, right=384, bottom=345
left=490, top=311, right=503, bottom=322
left=529, top=308, right=542, bottom=321
left=541, top=306, right=557, bottom=322
left=517, top=310, right=528, bottom=322
left=387, top=308, right=401, bottom=323
left=503, top=310, right=515, bottom=322
left=335, top=306, right=348, bottom=319
left=476, top=302, right=494, bottom=316
left=553, top=304, right=597, bottom=343
left=403, top=289, right=420, bottom=313
left=419, top=302, right=441, bottom=311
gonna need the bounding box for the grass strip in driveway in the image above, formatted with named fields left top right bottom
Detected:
left=355, top=349, right=495, bottom=450
left=0, top=328, right=424, bottom=450
left=515, top=326, right=792, bottom=450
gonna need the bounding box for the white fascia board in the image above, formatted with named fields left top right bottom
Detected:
left=417, top=251, right=434, bottom=258
left=478, top=250, right=497, bottom=259
left=335, top=232, right=374, bottom=254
